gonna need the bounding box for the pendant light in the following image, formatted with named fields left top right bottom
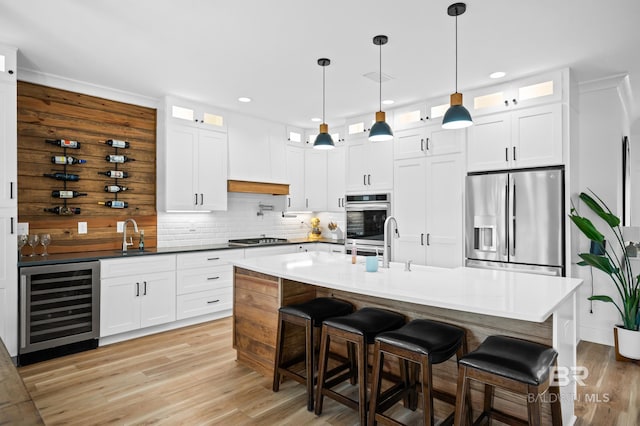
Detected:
left=442, top=3, right=473, bottom=129
left=369, top=35, right=394, bottom=141
left=313, top=58, right=335, bottom=150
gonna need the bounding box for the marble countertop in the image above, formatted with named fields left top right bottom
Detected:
left=17, top=238, right=344, bottom=267
left=231, top=251, right=583, bottom=323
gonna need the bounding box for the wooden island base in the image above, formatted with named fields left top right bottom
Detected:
left=233, top=267, right=561, bottom=423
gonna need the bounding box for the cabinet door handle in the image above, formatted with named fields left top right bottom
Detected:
left=426, top=233, right=430, bottom=246
left=420, top=139, right=425, bottom=151
left=425, top=138, right=430, bottom=151
left=10, top=217, right=14, bottom=234
left=207, top=276, right=220, bottom=280
left=337, top=197, right=341, bottom=207
left=288, top=197, right=291, bottom=208
left=363, top=174, right=367, bottom=186
left=513, top=146, right=516, bottom=161
left=332, top=249, right=342, bottom=253
left=512, top=98, right=518, bottom=105
left=10, top=182, right=14, bottom=199
left=200, top=193, right=204, bottom=205
left=505, top=147, right=509, bottom=162
left=207, top=299, right=220, bottom=304
left=207, top=257, right=220, bottom=261
left=194, top=193, right=198, bottom=205
left=306, top=198, right=309, bottom=208
left=136, top=282, right=140, bottom=297
left=504, top=100, right=509, bottom=107
left=143, top=281, right=147, bottom=295
left=420, top=233, right=424, bottom=246
left=368, top=174, right=371, bottom=185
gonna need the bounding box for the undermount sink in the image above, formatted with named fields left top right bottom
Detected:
left=228, top=237, right=289, bottom=246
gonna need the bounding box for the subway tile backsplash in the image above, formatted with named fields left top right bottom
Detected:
left=157, top=193, right=345, bottom=247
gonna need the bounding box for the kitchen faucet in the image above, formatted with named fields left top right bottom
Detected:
left=122, top=218, right=139, bottom=252
left=382, top=216, right=399, bottom=268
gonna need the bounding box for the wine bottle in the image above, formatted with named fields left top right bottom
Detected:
left=105, top=154, right=135, bottom=163
left=46, top=139, right=80, bottom=149
left=43, top=172, right=80, bottom=181
left=98, top=200, right=128, bottom=209
left=51, top=190, right=88, bottom=199
left=97, top=170, right=128, bottom=178
left=104, top=185, right=130, bottom=193
left=105, top=139, right=130, bottom=149
left=51, top=155, right=87, bottom=165
left=44, top=206, right=81, bottom=215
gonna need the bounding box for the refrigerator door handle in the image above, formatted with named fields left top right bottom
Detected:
left=512, top=182, right=516, bottom=256
left=504, top=182, right=509, bottom=257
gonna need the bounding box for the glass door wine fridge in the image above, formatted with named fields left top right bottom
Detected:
left=19, top=261, right=100, bottom=365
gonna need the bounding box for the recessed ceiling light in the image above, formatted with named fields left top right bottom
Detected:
left=238, top=97, right=252, bottom=103
left=311, top=117, right=322, bottom=122
left=489, top=71, right=506, bottom=79
left=382, top=99, right=395, bottom=105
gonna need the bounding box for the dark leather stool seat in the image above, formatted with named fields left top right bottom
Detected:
left=315, top=307, right=406, bottom=425
left=272, top=297, right=353, bottom=411
left=368, top=319, right=468, bottom=425
left=454, top=335, right=562, bottom=426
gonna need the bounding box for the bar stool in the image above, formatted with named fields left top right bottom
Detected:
left=367, top=319, right=468, bottom=426
left=315, top=307, right=406, bottom=425
left=453, top=335, right=562, bottom=426
left=272, top=297, right=353, bottom=411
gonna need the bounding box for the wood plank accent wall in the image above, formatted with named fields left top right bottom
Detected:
left=17, top=81, right=157, bottom=254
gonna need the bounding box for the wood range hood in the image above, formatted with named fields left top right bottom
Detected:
left=227, top=180, right=289, bottom=195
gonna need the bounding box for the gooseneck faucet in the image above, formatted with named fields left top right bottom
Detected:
left=382, top=216, right=399, bottom=268
left=122, top=218, right=139, bottom=252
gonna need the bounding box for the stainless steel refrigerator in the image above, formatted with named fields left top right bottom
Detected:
left=465, top=167, right=564, bottom=276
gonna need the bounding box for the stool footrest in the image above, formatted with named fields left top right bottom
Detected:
left=377, top=382, right=410, bottom=413
left=472, top=409, right=529, bottom=426
left=321, top=388, right=359, bottom=411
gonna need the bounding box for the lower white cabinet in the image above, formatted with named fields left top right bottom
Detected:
left=244, top=245, right=298, bottom=257
left=318, top=243, right=346, bottom=254
left=175, top=249, right=242, bottom=320
left=100, top=255, right=176, bottom=337
left=0, top=210, right=17, bottom=356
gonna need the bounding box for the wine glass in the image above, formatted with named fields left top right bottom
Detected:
left=17, top=234, right=28, bottom=257
left=39, top=234, right=51, bottom=256
left=27, top=234, right=39, bottom=257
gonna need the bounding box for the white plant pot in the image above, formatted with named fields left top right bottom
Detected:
left=616, top=326, right=640, bottom=360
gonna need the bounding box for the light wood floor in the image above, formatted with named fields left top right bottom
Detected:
left=18, top=317, right=640, bottom=425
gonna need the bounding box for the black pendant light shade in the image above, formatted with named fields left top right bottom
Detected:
left=369, top=35, right=393, bottom=142
left=313, top=58, right=335, bottom=150
left=442, top=3, right=473, bottom=129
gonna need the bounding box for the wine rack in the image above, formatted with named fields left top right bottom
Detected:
left=43, top=140, right=84, bottom=215
left=99, top=140, right=133, bottom=209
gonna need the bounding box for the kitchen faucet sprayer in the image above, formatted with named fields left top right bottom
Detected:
left=382, top=216, right=399, bottom=268
left=122, top=218, right=139, bottom=252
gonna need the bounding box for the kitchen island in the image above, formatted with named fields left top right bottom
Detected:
left=231, top=251, right=582, bottom=424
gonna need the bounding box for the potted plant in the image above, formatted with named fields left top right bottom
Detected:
left=570, top=191, right=640, bottom=359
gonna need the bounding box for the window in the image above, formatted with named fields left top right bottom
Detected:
left=519, top=81, right=554, bottom=101
left=348, top=122, right=364, bottom=135
left=430, top=103, right=449, bottom=119
left=203, top=112, right=223, bottom=127
left=474, top=92, right=504, bottom=110
left=397, top=110, right=421, bottom=126
left=288, top=131, right=301, bottom=143
left=172, top=105, right=194, bottom=121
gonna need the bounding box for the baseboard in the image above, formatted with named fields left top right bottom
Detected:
left=578, top=326, right=614, bottom=346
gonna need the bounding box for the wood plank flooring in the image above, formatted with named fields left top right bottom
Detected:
left=17, top=317, right=640, bottom=425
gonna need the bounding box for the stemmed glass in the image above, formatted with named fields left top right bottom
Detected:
left=39, top=234, right=51, bottom=256
left=27, top=234, right=39, bottom=257
left=17, top=234, right=28, bottom=257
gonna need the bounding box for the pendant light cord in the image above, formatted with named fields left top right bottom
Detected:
left=379, top=42, right=382, bottom=112
left=455, top=9, right=458, bottom=93
left=322, top=65, right=326, bottom=124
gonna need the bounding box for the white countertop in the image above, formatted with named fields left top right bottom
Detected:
left=231, top=252, right=583, bottom=323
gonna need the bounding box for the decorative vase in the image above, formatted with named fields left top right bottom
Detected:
left=615, top=326, right=640, bottom=360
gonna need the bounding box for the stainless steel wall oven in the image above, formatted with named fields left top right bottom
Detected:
left=19, top=261, right=100, bottom=365
left=345, top=193, right=391, bottom=256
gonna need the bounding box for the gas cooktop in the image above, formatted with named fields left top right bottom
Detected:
left=228, top=237, right=289, bottom=246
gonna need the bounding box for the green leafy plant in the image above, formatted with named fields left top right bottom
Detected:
left=569, top=191, right=640, bottom=331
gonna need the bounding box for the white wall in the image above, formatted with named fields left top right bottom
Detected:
left=573, top=76, right=631, bottom=345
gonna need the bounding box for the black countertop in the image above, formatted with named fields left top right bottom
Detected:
left=17, top=238, right=345, bottom=267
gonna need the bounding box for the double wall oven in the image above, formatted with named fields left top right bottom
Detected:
left=345, top=193, right=391, bottom=257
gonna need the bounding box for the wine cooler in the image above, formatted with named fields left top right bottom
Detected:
left=19, top=261, right=100, bottom=365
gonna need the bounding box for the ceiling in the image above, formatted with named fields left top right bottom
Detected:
left=1, top=0, right=639, bottom=129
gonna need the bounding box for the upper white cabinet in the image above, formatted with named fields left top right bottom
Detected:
left=345, top=114, right=393, bottom=192
left=467, top=70, right=564, bottom=117
left=285, top=146, right=305, bottom=210
left=165, top=123, right=228, bottom=211
left=467, top=103, right=562, bottom=172
left=304, top=149, right=328, bottom=211
left=394, top=124, right=464, bottom=160
left=166, top=96, right=227, bottom=131
left=392, top=98, right=450, bottom=131
left=326, top=146, right=346, bottom=211
left=0, top=44, right=17, bottom=356
left=227, top=114, right=287, bottom=184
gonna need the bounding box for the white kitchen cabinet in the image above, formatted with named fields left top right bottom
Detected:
left=467, top=69, right=564, bottom=116
left=327, top=146, right=346, bottom=211
left=227, top=114, right=287, bottom=184
left=176, top=249, right=242, bottom=320
left=393, top=154, right=464, bottom=268
left=165, top=124, right=228, bottom=211
left=286, top=126, right=305, bottom=145
left=467, top=103, right=562, bottom=172
left=346, top=136, right=393, bottom=192
left=394, top=124, right=463, bottom=160
left=243, top=245, right=298, bottom=258
left=0, top=45, right=16, bottom=356
left=166, top=96, right=227, bottom=131
left=304, top=149, right=328, bottom=211
left=100, top=256, right=176, bottom=337
left=285, top=146, right=305, bottom=210
left=318, top=243, right=346, bottom=254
